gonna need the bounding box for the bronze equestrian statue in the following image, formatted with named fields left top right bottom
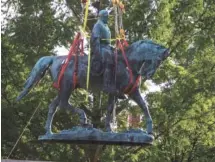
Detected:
left=17, top=10, right=170, bottom=136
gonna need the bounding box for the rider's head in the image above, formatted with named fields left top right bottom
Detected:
left=98, top=10, right=109, bottom=24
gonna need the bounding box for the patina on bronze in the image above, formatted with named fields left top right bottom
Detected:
left=17, top=10, right=170, bottom=145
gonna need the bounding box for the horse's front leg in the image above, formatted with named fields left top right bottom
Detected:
left=45, top=95, right=60, bottom=135
left=59, top=79, right=87, bottom=125
left=129, top=89, right=153, bottom=134
left=105, top=95, right=116, bottom=132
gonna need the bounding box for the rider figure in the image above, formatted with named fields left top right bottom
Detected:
left=90, top=10, right=118, bottom=95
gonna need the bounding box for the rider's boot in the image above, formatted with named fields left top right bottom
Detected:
left=102, top=64, right=118, bottom=95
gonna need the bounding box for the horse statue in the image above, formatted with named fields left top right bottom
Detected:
left=17, top=40, right=170, bottom=136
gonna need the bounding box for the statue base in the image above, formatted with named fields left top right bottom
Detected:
left=38, top=127, right=154, bottom=146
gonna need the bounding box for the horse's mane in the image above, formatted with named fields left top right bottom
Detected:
left=125, top=40, right=143, bottom=54
left=125, top=40, right=167, bottom=56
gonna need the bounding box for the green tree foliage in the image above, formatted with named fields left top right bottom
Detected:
left=1, top=0, right=215, bottom=161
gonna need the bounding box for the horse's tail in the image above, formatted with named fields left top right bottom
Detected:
left=17, top=56, right=54, bottom=101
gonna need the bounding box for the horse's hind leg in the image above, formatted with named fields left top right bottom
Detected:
left=105, top=95, right=116, bottom=132
left=59, top=81, right=87, bottom=125
left=45, top=95, right=60, bottom=135
left=65, top=103, right=87, bottom=125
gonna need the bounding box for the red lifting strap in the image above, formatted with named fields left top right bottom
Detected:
left=81, top=0, right=88, bottom=4
left=116, top=40, right=132, bottom=92
left=127, top=75, right=141, bottom=95
left=53, top=32, right=82, bottom=89
left=117, top=39, right=141, bottom=95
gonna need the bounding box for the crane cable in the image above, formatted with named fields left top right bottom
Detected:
left=7, top=79, right=50, bottom=159
left=7, top=102, right=41, bottom=159
left=81, top=0, right=91, bottom=100
left=112, top=0, right=125, bottom=130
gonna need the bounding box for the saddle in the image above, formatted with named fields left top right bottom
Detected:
left=90, top=54, right=105, bottom=76
left=90, top=46, right=115, bottom=76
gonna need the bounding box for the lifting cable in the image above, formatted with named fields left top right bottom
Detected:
left=7, top=102, right=41, bottom=159
left=80, top=0, right=91, bottom=100
left=112, top=0, right=126, bottom=130
left=7, top=79, right=50, bottom=159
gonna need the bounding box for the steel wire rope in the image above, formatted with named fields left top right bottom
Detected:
left=7, top=78, right=51, bottom=159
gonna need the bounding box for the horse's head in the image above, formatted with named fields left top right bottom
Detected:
left=140, top=48, right=170, bottom=79
left=126, top=40, right=170, bottom=79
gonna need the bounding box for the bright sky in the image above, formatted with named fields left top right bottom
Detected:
left=55, top=46, right=69, bottom=56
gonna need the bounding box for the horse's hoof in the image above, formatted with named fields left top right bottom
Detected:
left=106, top=127, right=113, bottom=133
left=148, top=132, right=154, bottom=136
left=82, top=123, right=93, bottom=128
left=45, top=131, right=53, bottom=135
left=108, top=130, right=114, bottom=133
left=148, top=133, right=155, bottom=140
left=117, top=93, right=127, bottom=99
